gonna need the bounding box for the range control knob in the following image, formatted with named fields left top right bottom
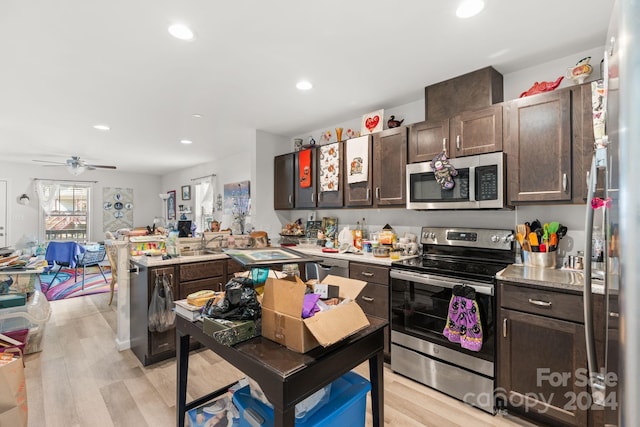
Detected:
left=491, top=235, right=500, bottom=243
left=428, top=232, right=436, bottom=240
left=503, top=234, right=515, bottom=243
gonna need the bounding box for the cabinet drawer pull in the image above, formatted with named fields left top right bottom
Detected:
left=610, top=312, right=620, bottom=318
left=503, top=318, right=507, bottom=338
left=528, top=298, right=552, bottom=307
left=361, top=272, right=374, bottom=277
left=562, top=173, right=568, bottom=192
left=361, top=296, right=374, bottom=302
left=456, top=135, right=460, bottom=150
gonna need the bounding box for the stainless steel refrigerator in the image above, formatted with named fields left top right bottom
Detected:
left=584, top=1, right=639, bottom=425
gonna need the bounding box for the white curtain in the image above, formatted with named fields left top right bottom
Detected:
left=34, top=180, right=60, bottom=215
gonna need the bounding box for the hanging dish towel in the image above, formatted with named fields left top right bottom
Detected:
left=346, top=135, right=369, bottom=184
left=443, top=285, right=483, bottom=352
left=319, top=143, right=340, bottom=191
left=299, top=149, right=312, bottom=188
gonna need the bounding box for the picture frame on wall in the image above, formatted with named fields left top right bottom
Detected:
left=167, top=190, right=176, bottom=220
left=181, top=185, right=191, bottom=200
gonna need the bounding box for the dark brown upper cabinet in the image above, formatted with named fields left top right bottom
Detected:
left=372, top=127, right=407, bottom=206
left=408, top=105, right=503, bottom=163
left=274, top=153, right=294, bottom=210
left=505, top=88, right=573, bottom=203
left=294, top=148, right=317, bottom=209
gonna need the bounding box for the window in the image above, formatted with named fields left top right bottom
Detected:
left=43, top=184, right=91, bottom=242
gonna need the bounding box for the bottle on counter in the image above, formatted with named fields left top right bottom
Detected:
left=361, top=218, right=368, bottom=240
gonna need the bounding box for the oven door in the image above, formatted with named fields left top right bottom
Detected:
left=390, top=269, right=495, bottom=363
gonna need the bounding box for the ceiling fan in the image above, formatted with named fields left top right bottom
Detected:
left=33, top=156, right=117, bottom=175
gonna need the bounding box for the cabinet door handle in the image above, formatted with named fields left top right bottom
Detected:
left=376, top=187, right=380, bottom=200
left=366, top=188, right=370, bottom=200
left=456, top=135, right=460, bottom=150
left=361, top=296, right=374, bottom=302
left=442, top=138, right=447, bottom=152
left=528, top=298, right=552, bottom=307
left=361, top=272, right=374, bottom=277
left=610, top=311, right=620, bottom=318
left=562, top=173, right=568, bottom=192
left=311, top=193, right=315, bottom=203
left=503, top=318, right=507, bottom=338
left=586, top=171, right=590, bottom=187
left=288, top=194, right=292, bottom=206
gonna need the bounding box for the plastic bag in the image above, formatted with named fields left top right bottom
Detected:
left=148, top=274, right=176, bottom=332
left=203, top=277, right=261, bottom=321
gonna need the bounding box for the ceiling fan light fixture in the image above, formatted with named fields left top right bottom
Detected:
left=67, top=164, right=87, bottom=176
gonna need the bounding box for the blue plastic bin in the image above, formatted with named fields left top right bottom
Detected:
left=232, top=371, right=371, bottom=427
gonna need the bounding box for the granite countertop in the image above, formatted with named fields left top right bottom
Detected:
left=497, top=264, right=604, bottom=295
left=290, top=246, right=418, bottom=266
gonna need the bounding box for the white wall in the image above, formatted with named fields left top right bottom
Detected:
left=0, top=161, right=161, bottom=246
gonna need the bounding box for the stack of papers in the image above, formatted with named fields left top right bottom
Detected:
left=174, top=299, right=202, bottom=321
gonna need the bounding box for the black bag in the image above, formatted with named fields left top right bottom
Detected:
left=203, top=277, right=261, bottom=321
left=148, top=274, right=176, bottom=332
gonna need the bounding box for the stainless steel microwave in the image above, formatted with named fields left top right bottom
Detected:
left=406, top=152, right=508, bottom=210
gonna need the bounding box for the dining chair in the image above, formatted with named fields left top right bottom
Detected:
left=75, top=245, right=108, bottom=289
left=44, top=241, right=85, bottom=285
left=104, top=244, right=118, bottom=305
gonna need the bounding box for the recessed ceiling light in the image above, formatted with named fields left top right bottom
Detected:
left=180, top=139, right=193, bottom=145
left=168, top=24, right=195, bottom=41
left=192, top=114, right=202, bottom=118
left=456, top=0, right=485, bottom=18
left=93, top=124, right=110, bottom=131
left=296, top=80, right=313, bottom=91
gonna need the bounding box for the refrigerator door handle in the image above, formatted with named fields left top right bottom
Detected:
left=584, top=154, right=602, bottom=401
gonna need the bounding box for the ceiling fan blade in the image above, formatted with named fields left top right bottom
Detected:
left=86, top=164, right=117, bottom=169
left=33, top=159, right=66, bottom=165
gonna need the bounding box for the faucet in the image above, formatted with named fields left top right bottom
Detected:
left=201, top=233, right=227, bottom=251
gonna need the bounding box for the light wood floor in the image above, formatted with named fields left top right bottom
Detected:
left=24, top=293, right=542, bottom=426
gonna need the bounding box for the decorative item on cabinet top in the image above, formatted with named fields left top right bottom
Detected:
left=361, top=109, right=384, bottom=135
left=519, top=75, right=564, bottom=98
left=566, top=56, right=593, bottom=84
left=387, top=115, right=404, bottom=128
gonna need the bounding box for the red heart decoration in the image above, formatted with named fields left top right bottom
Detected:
left=365, top=115, right=380, bottom=132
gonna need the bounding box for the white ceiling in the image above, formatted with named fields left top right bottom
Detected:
left=0, top=0, right=614, bottom=175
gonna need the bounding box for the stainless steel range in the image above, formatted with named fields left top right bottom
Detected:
left=390, top=227, right=515, bottom=414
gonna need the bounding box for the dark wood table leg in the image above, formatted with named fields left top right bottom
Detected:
left=369, top=349, right=384, bottom=427
left=273, top=405, right=296, bottom=427
left=176, top=331, right=190, bottom=427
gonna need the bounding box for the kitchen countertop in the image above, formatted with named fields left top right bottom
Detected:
left=131, top=252, right=229, bottom=267
left=290, top=246, right=418, bottom=266
left=497, top=264, right=604, bottom=295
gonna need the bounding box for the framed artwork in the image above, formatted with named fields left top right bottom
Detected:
left=361, top=109, right=384, bottom=135
left=181, top=185, right=191, bottom=200
left=167, top=190, right=176, bottom=220
left=102, top=187, right=133, bottom=232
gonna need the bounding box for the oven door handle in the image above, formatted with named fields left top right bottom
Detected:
left=390, top=269, right=494, bottom=296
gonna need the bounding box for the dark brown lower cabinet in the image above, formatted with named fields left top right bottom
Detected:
left=350, top=262, right=390, bottom=361
left=130, top=259, right=228, bottom=366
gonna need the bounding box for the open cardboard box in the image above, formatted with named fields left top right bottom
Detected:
left=261, top=274, right=370, bottom=353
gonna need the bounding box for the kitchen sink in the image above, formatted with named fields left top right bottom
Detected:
left=180, top=249, right=224, bottom=256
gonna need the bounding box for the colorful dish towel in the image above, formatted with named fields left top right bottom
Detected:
left=319, top=143, right=340, bottom=192
left=299, top=149, right=312, bottom=188
left=346, top=135, right=369, bottom=184
left=443, top=285, right=483, bottom=352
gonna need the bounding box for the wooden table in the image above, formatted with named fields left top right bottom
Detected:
left=176, top=314, right=386, bottom=427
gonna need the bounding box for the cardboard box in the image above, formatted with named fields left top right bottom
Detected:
left=261, top=275, right=370, bottom=353
left=202, top=317, right=260, bottom=346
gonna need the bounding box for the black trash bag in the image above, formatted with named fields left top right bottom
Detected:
left=203, top=277, right=261, bottom=321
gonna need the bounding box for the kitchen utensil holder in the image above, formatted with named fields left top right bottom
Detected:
left=523, top=251, right=557, bottom=269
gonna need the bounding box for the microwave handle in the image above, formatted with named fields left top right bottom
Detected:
left=468, top=166, right=476, bottom=202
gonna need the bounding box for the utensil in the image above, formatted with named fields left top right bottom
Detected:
left=557, top=225, right=568, bottom=239
left=543, top=223, right=550, bottom=245
left=529, top=232, right=539, bottom=247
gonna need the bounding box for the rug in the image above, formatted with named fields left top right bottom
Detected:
left=39, top=266, right=115, bottom=301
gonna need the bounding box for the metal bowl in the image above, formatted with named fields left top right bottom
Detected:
left=372, top=247, right=390, bottom=258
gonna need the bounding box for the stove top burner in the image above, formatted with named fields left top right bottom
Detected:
left=392, top=226, right=515, bottom=283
